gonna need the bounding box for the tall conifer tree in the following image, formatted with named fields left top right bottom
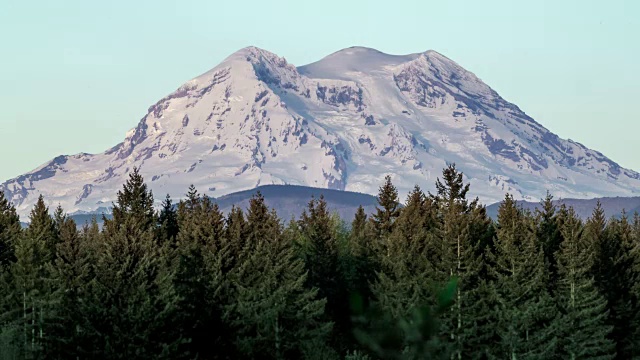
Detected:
left=6, top=196, right=58, bottom=358
left=157, top=194, right=179, bottom=246
left=600, top=213, right=638, bottom=359
left=0, top=191, right=21, bottom=268
left=86, top=168, right=180, bottom=359
left=298, top=196, right=346, bottom=350
left=45, top=215, right=95, bottom=358
left=227, top=193, right=332, bottom=358
left=173, top=190, right=231, bottom=359
left=555, top=207, right=615, bottom=359
left=535, top=192, right=563, bottom=293
left=369, top=175, right=401, bottom=246
left=489, top=194, right=557, bottom=359
left=372, top=186, right=433, bottom=319
left=429, top=164, right=492, bottom=359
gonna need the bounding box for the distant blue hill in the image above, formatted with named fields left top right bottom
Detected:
left=68, top=184, right=380, bottom=227
left=485, top=196, right=640, bottom=220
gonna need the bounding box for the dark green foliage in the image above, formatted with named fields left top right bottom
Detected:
left=299, top=196, right=341, bottom=309
left=0, top=191, right=21, bottom=268
left=104, top=167, right=156, bottom=234
left=25, top=195, right=58, bottom=262
left=157, top=194, right=179, bottom=246
left=227, top=193, right=332, bottom=359
left=370, top=175, right=401, bottom=242
left=345, top=206, right=375, bottom=310
left=429, top=164, right=491, bottom=359
left=2, top=166, right=639, bottom=359
left=535, top=192, right=563, bottom=293
left=489, top=194, right=558, bottom=359
left=372, top=186, right=434, bottom=320
left=0, top=196, right=59, bottom=358
left=353, top=278, right=458, bottom=360
left=173, top=189, right=231, bottom=359
left=45, top=215, right=93, bottom=358
left=555, top=207, right=615, bottom=359
left=83, top=169, right=181, bottom=359
left=298, top=196, right=348, bottom=350
left=597, top=213, right=638, bottom=359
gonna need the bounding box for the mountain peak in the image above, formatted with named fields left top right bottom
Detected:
left=3, top=46, right=639, bottom=219
left=224, top=46, right=281, bottom=60
left=298, top=46, right=420, bottom=80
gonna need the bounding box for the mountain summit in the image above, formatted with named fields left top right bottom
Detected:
left=3, top=46, right=639, bottom=217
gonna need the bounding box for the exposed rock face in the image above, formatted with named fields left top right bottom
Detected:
left=2, top=46, right=639, bottom=218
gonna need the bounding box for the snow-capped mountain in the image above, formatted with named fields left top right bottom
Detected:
left=3, top=46, right=639, bottom=218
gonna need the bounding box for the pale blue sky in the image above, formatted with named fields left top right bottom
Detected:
left=0, top=0, right=638, bottom=181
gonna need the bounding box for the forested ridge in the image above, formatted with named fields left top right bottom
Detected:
left=1, top=165, right=639, bottom=359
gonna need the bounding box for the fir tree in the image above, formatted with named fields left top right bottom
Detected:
left=225, top=205, right=247, bottom=272
left=0, top=191, right=21, bottom=268
left=585, top=201, right=607, bottom=285
left=555, top=207, right=615, bottom=359
left=85, top=168, right=181, bottom=359
left=0, top=191, right=22, bottom=358
left=346, top=205, right=375, bottom=310
left=227, top=193, right=332, bottom=358
left=369, top=175, right=401, bottom=244
left=298, top=196, right=346, bottom=350
left=430, top=164, right=491, bottom=359
left=104, top=167, right=156, bottom=234
left=52, top=205, right=65, bottom=235
left=351, top=206, right=368, bottom=254
left=25, top=195, right=57, bottom=262
left=5, top=198, right=58, bottom=358
left=535, top=192, right=563, bottom=293
left=45, top=215, right=94, bottom=358
left=372, top=186, right=434, bottom=320
left=489, top=194, right=558, bottom=359
left=599, top=213, right=638, bottom=359
left=173, top=192, right=231, bottom=359
left=157, top=194, right=179, bottom=246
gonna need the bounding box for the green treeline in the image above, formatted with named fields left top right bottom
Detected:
left=1, top=165, right=640, bottom=359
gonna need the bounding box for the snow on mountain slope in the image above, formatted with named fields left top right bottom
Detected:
left=2, top=46, right=639, bottom=218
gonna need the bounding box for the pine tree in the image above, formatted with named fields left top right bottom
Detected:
left=429, top=164, right=492, bottom=359
left=351, top=206, right=367, bottom=253
left=489, top=194, right=558, bottom=359
left=0, top=191, right=21, bottom=268
left=227, top=193, right=332, bottom=358
left=25, top=195, right=57, bottom=262
left=104, top=167, right=156, bottom=234
left=599, top=213, right=638, bottom=359
left=0, top=191, right=22, bottom=358
left=585, top=201, right=607, bottom=285
left=52, top=205, right=65, bottom=235
left=631, top=212, right=640, bottom=355
left=5, top=197, right=58, bottom=358
left=45, top=215, right=95, bottom=358
left=225, top=205, right=246, bottom=272
left=172, top=191, right=231, bottom=359
left=157, top=194, right=179, bottom=246
left=555, top=207, right=615, bottom=359
left=535, top=193, right=563, bottom=294
left=85, top=168, right=181, bottom=359
left=372, top=186, right=434, bottom=320
left=369, top=175, right=401, bottom=245
left=346, top=206, right=375, bottom=309
left=298, top=196, right=346, bottom=351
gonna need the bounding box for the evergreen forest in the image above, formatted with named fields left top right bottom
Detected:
left=1, top=165, right=640, bottom=359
